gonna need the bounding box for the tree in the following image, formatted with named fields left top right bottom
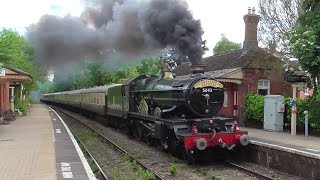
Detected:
left=291, top=0, right=320, bottom=94
left=49, top=57, right=161, bottom=92
left=212, top=34, right=242, bottom=55
left=0, top=29, right=46, bottom=93
left=258, top=0, right=302, bottom=55
left=136, top=57, right=161, bottom=76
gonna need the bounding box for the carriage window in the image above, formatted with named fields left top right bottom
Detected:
left=258, top=80, right=270, bottom=96
left=223, top=91, right=228, bottom=107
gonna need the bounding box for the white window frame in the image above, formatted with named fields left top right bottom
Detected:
left=304, top=87, right=310, bottom=96
left=258, top=79, right=270, bottom=95
left=223, top=91, right=228, bottom=107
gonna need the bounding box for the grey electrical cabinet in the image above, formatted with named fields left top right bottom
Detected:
left=264, top=95, right=285, bottom=132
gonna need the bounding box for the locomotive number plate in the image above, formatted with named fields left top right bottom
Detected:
left=202, top=88, right=213, bottom=92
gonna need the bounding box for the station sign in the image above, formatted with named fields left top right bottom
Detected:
left=284, top=71, right=307, bottom=83
left=0, top=68, right=5, bottom=76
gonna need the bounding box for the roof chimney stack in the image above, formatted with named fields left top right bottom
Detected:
left=243, top=7, right=260, bottom=50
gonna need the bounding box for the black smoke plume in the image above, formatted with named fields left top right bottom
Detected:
left=28, top=0, right=206, bottom=68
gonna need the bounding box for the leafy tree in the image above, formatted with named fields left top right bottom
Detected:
left=136, top=57, right=161, bottom=76
left=38, top=81, right=58, bottom=94
left=0, top=28, right=46, bottom=98
left=45, top=56, right=162, bottom=93
left=258, top=0, right=302, bottom=55
left=291, top=0, right=320, bottom=94
left=212, top=34, right=241, bottom=55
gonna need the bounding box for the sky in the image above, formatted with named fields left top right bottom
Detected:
left=0, top=0, right=257, bottom=57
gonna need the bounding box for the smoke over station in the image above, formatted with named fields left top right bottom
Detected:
left=29, top=0, right=206, bottom=68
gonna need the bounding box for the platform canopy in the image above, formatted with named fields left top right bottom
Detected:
left=0, top=67, right=32, bottom=82
left=0, top=67, right=32, bottom=115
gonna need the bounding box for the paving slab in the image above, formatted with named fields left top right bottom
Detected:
left=243, top=127, right=320, bottom=158
left=0, top=104, right=55, bottom=180
left=45, top=105, right=96, bottom=180
left=0, top=104, right=97, bottom=180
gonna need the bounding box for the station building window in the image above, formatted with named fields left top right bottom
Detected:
left=258, top=80, right=270, bottom=96
left=223, top=91, right=228, bottom=107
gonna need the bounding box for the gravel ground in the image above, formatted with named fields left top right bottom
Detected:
left=56, top=108, right=303, bottom=180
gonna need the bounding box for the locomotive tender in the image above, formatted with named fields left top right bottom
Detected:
left=41, top=65, right=249, bottom=163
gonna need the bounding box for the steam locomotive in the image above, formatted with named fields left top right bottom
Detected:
left=41, top=65, right=249, bottom=164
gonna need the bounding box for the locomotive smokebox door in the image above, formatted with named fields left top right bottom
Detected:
left=188, top=79, right=225, bottom=118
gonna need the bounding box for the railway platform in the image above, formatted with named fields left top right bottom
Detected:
left=243, top=127, right=320, bottom=158
left=243, top=127, right=320, bottom=179
left=0, top=104, right=96, bottom=180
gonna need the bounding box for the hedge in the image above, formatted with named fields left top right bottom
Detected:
left=244, top=93, right=320, bottom=134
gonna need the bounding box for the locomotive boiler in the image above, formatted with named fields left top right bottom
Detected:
left=132, top=65, right=225, bottom=119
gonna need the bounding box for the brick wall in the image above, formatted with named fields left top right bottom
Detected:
left=231, top=68, right=292, bottom=124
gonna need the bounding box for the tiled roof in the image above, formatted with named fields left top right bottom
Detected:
left=174, top=47, right=277, bottom=76
left=6, top=67, right=33, bottom=79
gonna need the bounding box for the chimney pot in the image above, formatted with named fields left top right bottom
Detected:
left=243, top=7, right=260, bottom=50
left=252, top=7, right=256, bottom=14
left=248, top=7, right=252, bottom=14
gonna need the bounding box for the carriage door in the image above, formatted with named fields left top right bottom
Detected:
left=121, top=85, right=129, bottom=118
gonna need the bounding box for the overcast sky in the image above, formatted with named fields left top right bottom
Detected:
left=0, top=0, right=257, bottom=57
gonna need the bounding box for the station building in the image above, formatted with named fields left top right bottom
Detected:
left=174, top=8, right=292, bottom=122
left=0, top=67, right=32, bottom=121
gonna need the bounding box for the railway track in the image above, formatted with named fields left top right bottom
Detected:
left=49, top=105, right=300, bottom=180
left=73, top=133, right=109, bottom=180
left=226, top=161, right=276, bottom=180
left=53, top=106, right=164, bottom=180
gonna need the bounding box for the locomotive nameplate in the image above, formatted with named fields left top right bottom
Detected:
left=193, top=80, right=223, bottom=89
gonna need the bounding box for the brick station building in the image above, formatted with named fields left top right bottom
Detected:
left=174, top=8, right=292, bottom=123
left=0, top=67, right=32, bottom=120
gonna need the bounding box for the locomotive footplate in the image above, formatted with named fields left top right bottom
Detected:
left=177, top=131, right=249, bottom=151
left=175, top=117, right=249, bottom=151
left=129, top=112, right=249, bottom=151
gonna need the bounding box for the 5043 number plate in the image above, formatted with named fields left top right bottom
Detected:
left=202, top=88, right=213, bottom=92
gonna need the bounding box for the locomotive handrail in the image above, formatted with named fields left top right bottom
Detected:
left=207, top=129, right=216, bottom=143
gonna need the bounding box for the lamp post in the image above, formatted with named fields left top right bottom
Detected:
left=291, top=85, right=297, bottom=135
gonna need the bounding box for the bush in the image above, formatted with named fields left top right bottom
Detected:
left=244, top=92, right=320, bottom=135
left=244, top=93, right=264, bottom=127
left=14, top=99, right=30, bottom=116
left=169, top=164, right=177, bottom=176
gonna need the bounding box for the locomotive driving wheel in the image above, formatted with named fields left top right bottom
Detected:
left=153, top=107, right=161, bottom=117
left=138, top=99, right=148, bottom=115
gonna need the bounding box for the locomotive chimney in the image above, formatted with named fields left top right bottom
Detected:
left=190, top=64, right=205, bottom=74
left=160, top=61, right=174, bottom=80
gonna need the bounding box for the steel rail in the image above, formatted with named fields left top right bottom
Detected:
left=53, top=106, right=164, bottom=180
left=226, top=161, right=276, bottom=180
left=73, top=133, right=109, bottom=180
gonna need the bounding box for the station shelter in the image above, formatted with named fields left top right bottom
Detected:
left=0, top=67, right=32, bottom=120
